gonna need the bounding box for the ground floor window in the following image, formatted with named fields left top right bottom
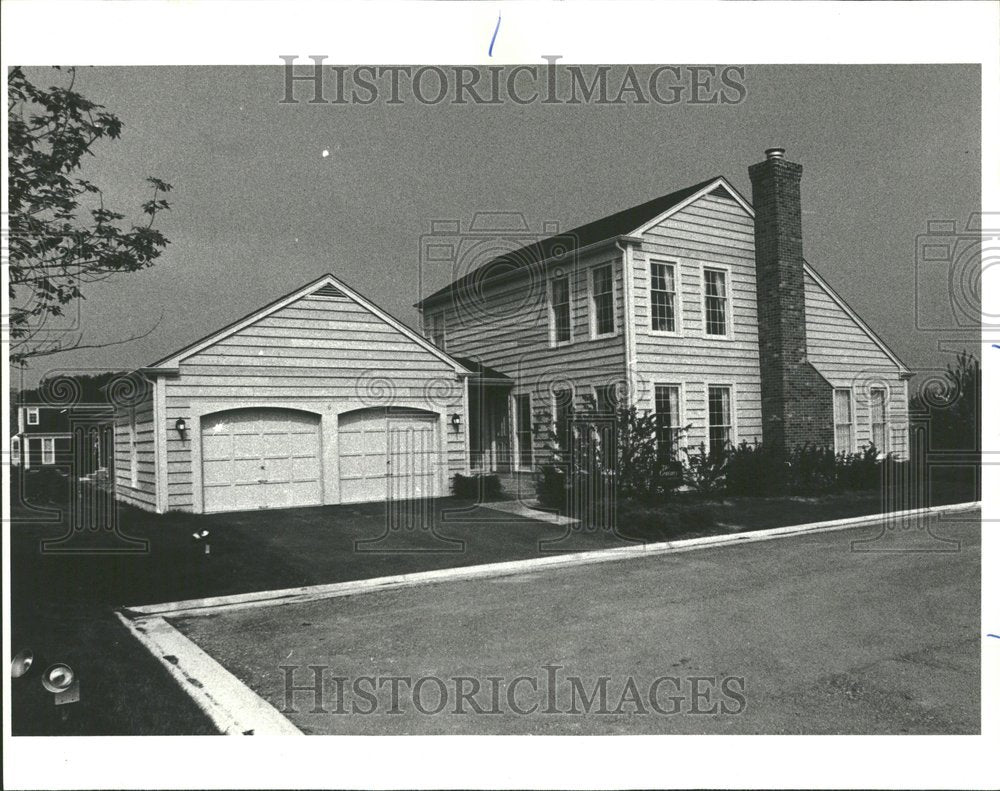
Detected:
left=655, top=385, right=681, bottom=462
left=553, top=387, right=574, bottom=451
left=11, top=437, right=21, bottom=465
left=594, top=383, right=618, bottom=415
left=834, top=388, right=854, bottom=454
left=42, top=437, right=55, bottom=465
left=707, top=385, right=733, bottom=457
left=515, top=394, right=533, bottom=469
left=869, top=387, right=888, bottom=453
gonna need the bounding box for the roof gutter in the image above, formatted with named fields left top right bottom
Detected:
left=416, top=234, right=645, bottom=309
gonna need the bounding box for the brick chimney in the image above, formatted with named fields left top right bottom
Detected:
left=748, top=148, right=833, bottom=453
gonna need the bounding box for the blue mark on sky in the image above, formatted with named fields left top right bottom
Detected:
left=993, top=344, right=1000, bottom=350
left=488, top=13, right=501, bottom=57
left=989, top=634, right=1000, bottom=639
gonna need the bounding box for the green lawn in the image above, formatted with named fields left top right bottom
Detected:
left=9, top=477, right=978, bottom=735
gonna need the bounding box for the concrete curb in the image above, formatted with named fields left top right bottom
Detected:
left=115, top=612, right=301, bottom=736
left=127, top=500, right=979, bottom=620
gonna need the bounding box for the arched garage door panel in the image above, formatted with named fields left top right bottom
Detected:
left=338, top=408, right=439, bottom=504
left=202, top=408, right=322, bottom=512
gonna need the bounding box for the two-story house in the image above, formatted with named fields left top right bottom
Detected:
left=416, top=148, right=911, bottom=473
left=11, top=402, right=114, bottom=472
left=110, top=148, right=910, bottom=515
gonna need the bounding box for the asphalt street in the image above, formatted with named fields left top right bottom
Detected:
left=173, top=508, right=981, bottom=734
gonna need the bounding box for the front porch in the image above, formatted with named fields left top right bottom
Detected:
left=457, top=356, right=533, bottom=478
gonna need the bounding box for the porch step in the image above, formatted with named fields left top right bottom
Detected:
left=492, top=471, right=536, bottom=501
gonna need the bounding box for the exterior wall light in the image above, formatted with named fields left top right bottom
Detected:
left=450, top=413, right=462, bottom=431
left=175, top=418, right=188, bottom=439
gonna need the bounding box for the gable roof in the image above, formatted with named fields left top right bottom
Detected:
left=147, top=273, right=474, bottom=375
left=417, top=176, right=748, bottom=308
left=803, top=261, right=911, bottom=375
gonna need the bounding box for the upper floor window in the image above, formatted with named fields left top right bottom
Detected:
left=549, top=273, right=572, bottom=345
left=650, top=262, right=678, bottom=333
left=26, top=407, right=39, bottom=425
left=655, top=384, right=682, bottom=462
left=590, top=264, right=615, bottom=338
left=834, top=389, right=854, bottom=454
left=707, top=385, right=733, bottom=457
left=869, top=387, right=888, bottom=453
left=428, top=313, right=446, bottom=350
left=703, top=268, right=729, bottom=337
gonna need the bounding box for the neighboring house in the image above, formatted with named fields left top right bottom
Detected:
left=416, top=148, right=911, bottom=473
left=11, top=403, right=114, bottom=471
left=114, top=274, right=473, bottom=514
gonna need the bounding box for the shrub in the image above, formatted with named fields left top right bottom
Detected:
left=534, top=464, right=566, bottom=510
left=725, top=440, right=784, bottom=496
left=786, top=444, right=837, bottom=493
left=682, top=443, right=728, bottom=493
left=451, top=473, right=502, bottom=501
left=15, top=466, right=72, bottom=504
left=835, top=443, right=882, bottom=491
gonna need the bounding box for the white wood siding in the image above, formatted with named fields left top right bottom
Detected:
left=424, top=246, right=627, bottom=466
left=804, top=272, right=909, bottom=457
left=632, top=191, right=763, bottom=451
left=114, top=394, right=157, bottom=510
left=163, top=293, right=466, bottom=511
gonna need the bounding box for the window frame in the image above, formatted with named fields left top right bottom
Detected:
left=706, top=383, right=736, bottom=458
left=548, top=271, right=574, bottom=347
left=654, top=383, right=684, bottom=463
left=700, top=263, right=733, bottom=340
left=42, top=437, right=56, bottom=465
left=868, top=386, right=889, bottom=455
left=592, top=383, right=619, bottom=415
left=514, top=393, right=533, bottom=471
left=26, top=407, right=39, bottom=426
left=551, top=385, right=575, bottom=451
left=649, top=260, right=682, bottom=336
left=833, top=388, right=855, bottom=455
left=588, top=262, right=617, bottom=340
left=129, top=407, right=138, bottom=488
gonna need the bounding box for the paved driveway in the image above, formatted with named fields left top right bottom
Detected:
left=171, top=507, right=981, bottom=734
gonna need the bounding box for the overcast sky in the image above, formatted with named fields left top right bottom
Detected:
left=11, top=64, right=980, bottom=390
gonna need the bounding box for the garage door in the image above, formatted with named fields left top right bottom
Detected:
left=201, top=408, right=322, bottom=513
left=338, top=408, right=439, bottom=504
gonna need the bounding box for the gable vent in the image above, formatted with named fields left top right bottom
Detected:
left=709, top=184, right=733, bottom=200
left=312, top=283, right=347, bottom=299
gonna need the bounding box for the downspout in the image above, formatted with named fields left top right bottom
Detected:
left=615, top=237, right=638, bottom=408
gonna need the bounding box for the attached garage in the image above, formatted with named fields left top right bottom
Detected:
left=201, top=408, right=322, bottom=513
left=115, top=273, right=472, bottom=514
left=338, top=407, right=439, bottom=504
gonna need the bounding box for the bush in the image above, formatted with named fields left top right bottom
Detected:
left=451, top=473, right=502, bottom=501
left=13, top=466, right=72, bottom=504
left=534, top=464, right=566, bottom=510
left=682, top=443, right=729, bottom=493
